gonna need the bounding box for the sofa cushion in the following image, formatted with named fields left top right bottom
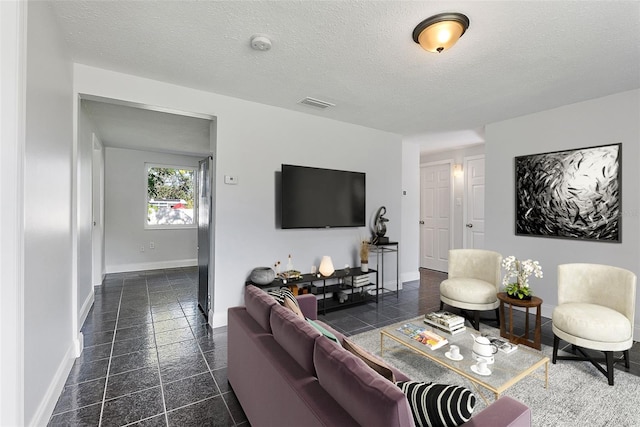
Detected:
left=271, top=303, right=321, bottom=376
left=314, top=337, right=414, bottom=427
left=395, top=380, right=476, bottom=427
left=343, top=338, right=395, bottom=382
left=244, top=285, right=277, bottom=333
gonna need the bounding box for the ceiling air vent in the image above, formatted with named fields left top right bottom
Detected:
left=298, top=97, right=335, bottom=109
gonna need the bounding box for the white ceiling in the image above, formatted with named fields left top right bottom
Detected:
left=52, top=1, right=640, bottom=146
left=82, top=99, right=212, bottom=155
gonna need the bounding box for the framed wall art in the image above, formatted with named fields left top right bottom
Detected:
left=515, top=143, right=621, bottom=242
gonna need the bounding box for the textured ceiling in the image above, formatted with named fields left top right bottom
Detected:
left=52, top=1, right=640, bottom=139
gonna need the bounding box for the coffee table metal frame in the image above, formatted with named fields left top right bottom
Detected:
left=380, top=317, right=549, bottom=403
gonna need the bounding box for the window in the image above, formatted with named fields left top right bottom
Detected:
left=146, top=164, right=196, bottom=228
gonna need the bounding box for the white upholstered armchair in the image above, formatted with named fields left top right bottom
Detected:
left=552, top=263, right=637, bottom=386
left=439, top=249, right=503, bottom=330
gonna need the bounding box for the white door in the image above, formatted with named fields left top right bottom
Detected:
left=464, top=156, right=485, bottom=249
left=420, top=163, right=452, bottom=272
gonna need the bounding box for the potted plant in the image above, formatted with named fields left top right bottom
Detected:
left=360, top=240, right=370, bottom=272
left=502, top=256, right=543, bottom=300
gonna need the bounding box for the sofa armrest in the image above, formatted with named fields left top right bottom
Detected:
left=463, top=396, right=530, bottom=427
left=296, top=294, right=317, bottom=319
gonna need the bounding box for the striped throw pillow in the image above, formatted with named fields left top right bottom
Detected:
left=395, top=381, right=476, bottom=427
left=267, top=288, right=304, bottom=318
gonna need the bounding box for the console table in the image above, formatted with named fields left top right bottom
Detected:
left=247, top=267, right=378, bottom=314
left=369, top=241, right=399, bottom=297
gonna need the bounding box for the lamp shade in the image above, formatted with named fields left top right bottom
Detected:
left=413, top=13, right=469, bottom=53
left=319, top=256, right=335, bottom=277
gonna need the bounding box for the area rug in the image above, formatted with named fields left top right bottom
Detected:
left=349, top=325, right=640, bottom=427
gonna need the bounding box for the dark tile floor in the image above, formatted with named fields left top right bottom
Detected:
left=50, top=267, right=640, bottom=426
left=48, top=267, right=246, bottom=427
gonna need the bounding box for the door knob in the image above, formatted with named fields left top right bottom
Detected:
left=466, top=223, right=473, bottom=228
left=419, top=220, right=425, bottom=225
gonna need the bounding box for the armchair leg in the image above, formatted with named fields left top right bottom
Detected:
left=494, top=308, right=500, bottom=327
left=624, top=350, right=630, bottom=369
left=472, top=311, right=480, bottom=331
left=553, top=336, right=625, bottom=386
left=605, top=351, right=614, bottom=386
left=439, top=300, right=444, bottom=310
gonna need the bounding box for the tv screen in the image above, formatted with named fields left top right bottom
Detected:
left=281, top=164, right=366, bottom=229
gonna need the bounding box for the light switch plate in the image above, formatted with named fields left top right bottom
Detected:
left=224, top=175, right=238, bottom=185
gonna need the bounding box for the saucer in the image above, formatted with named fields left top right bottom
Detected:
left=470, top=364, right=492, bottom=376
left=445, top=351, right=463, bottom=361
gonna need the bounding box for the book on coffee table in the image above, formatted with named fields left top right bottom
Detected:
left=424, top=311, right=466, bottom=328
left=487, top=336, right=518, bottom=354
left=423, top=318, right=466, bottom=335
left=397, top=323, right=448, bottom=350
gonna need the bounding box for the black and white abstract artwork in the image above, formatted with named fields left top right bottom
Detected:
left=515, top=143, right=621, bottom=242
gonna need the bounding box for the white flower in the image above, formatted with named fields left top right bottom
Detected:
left=501, top=255, right=543, bottom=293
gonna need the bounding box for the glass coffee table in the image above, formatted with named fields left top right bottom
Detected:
left=380, top=316, right=549, bottom=403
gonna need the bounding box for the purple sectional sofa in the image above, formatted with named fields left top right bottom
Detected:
left=228, top=285, right=531, bottom=427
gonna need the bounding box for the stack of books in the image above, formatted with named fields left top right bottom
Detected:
left=423, top=311, right=466, bottom=335
left=344, top=275, right=370, bottom=287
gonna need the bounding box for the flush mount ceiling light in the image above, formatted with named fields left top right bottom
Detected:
left=412, top=13, right=469, bottom=53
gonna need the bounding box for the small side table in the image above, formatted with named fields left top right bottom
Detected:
left=497, top=292, right=543, bottom=351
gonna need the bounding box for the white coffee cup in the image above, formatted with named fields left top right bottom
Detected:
left=478, top=360, right=489, bottom=373
left=449, top=345, right=460, bottom=358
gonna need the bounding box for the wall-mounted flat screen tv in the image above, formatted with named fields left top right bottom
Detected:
left=281, top=164, right=366, bottom=229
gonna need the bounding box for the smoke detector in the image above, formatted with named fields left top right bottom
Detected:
left=250, top=35, right=272, bottom=51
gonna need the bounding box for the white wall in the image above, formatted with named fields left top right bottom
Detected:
left=401, top=140, right=420, bottom=283
left=421, top=144, right=485, bottom=249
left=24, top=2, right=75, bottom=425
left=74, top=64, right=403, bottom=327
left=104, top=147, right=201, bottom=272
left=0, top=1, right=27, bottom=425
left=485, top=89, right=640, bottom=337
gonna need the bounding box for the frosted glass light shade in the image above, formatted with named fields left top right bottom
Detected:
left=413, top=13, right=469, bottom=53
left=319, top=256, right=335, bottom=277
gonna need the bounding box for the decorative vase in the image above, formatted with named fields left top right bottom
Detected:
left=507, top=293, right=532, bottom=301
left=361, top=262, right=368, bottom=272
left=249, top=267, right=275, bottom=285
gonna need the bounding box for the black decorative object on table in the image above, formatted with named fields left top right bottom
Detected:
left=372, top=206, right=389, bottom=244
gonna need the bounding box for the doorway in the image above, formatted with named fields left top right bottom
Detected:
left=419, top=162, right=453, bottom=272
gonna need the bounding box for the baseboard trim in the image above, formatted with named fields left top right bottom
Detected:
left=28, top=342, right=75, bottom=427
left=105, top=259, right=197, bottom=274
left=74, top=332, right=84, bottom=358
left=93, top=272, right=105, bottom=287
left=401, top=271, right=420, bottom=284
left=211, top=309, right=227, bottom=328
left=78, top=290, right=94, bottom=332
